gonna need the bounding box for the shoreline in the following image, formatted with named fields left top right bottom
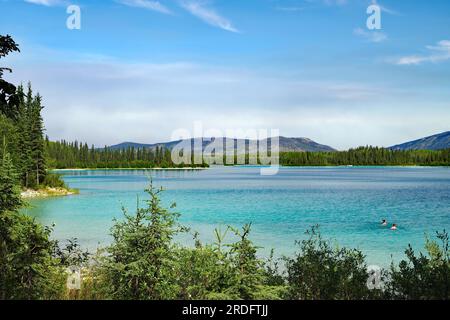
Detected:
left=51, top=167, right=208, bottom=171
left=21, top=187, right=78, bottom=199
left=50, top=165, right=449, bottom=171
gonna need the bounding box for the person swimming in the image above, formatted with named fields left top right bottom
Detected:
left=381, top=219, right=387, bottom=226
left=391, top=224, right=397, bottom=230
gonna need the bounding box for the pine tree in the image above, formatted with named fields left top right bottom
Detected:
left=103, top=182, right=182, bottom=299
left=22, top=86, right=46, bottom=187
left=0, top=139, right=22, bottom=213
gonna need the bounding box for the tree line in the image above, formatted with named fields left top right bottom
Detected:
left=45, top=144, right=450, bottom=170
left=280, top=146, right=450, bottom=166
left=45, top=139, right=208, bottom=169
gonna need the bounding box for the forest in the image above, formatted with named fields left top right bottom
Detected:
left=46, top=139, right=208, bottom=169
left=44, top=142, right=450, bottom=169
left=280, top=147, right=450, bottom=166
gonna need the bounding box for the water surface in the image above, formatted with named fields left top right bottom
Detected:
left=23, top=166, right=450, bottom=266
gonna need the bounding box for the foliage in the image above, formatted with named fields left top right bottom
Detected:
left=100, top=182, right=184, bottom=299
left=280, top=146, right=450, bottom=167
left=54, top=238, right=90, bottom=268
left=386, top=230, right=450, bottom=300
left=227, top=224, right=266, bottom=299
left=284, top=225, right=371, bottom=300
left=0, top=211, right=65, bottom=299
left=264, top=249, right=285, bottom=286
left=0, top=146, right=22, bottom=213
left=41, top=172, right=67, bottom=189
left=1, top=83, right=48, bottom=188
left=45, top=139, right=208, bottom=169
left=0, top=34, right=20, bottom=120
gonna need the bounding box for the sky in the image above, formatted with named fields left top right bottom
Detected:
left=1, top=0, right=450, bottom=150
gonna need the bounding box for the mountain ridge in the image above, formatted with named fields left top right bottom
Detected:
left=389, top=131, right=450, bottom=151
left=107, top=136, right=337, bottom=153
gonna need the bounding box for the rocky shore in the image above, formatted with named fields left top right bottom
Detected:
left=21, top=187, right=78, bottom=199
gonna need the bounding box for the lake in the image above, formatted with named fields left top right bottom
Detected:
left=23, top=166, right=450, bottom=266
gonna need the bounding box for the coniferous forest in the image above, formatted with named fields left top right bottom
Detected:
left=45, top=140, right=208, bottom=169
left=1, top=35, right=449, bottom=301
left=280, top=147, right=450, bottom=167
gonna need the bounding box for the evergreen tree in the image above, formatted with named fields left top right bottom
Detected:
left=102, top=182, right=183, bottom=299
left=27, top=92, right=46, bottom=186
left=0, top=140, right=22, bottom=213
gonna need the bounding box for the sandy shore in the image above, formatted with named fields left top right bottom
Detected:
left=21, top=187, right=78, bottom=199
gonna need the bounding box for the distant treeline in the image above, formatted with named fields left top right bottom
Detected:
left=46, top=143, right=450, bottom=169
left=45, top=140, right=208, bottom=169
left=280, top=147, right=450, bottom=166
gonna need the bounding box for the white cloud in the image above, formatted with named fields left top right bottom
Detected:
left=371, top=0, right=399, bottom=15
left=180, top=0, right=239, bottom=33
left=24, top=0, right=62, bottom=6
left=396, top=40, right=450, bottom=65
left=276, top=6, right=305, bottom=12
left=354, top=28, right=387, bottom=43
left=324, top=0, right=348, bottom=5
left=117, top=0, right=172, bottom=14
left=304, top=0, right=348, bottom=6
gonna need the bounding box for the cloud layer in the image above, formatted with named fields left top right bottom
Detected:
left=180, top=1, right=239, bottom=33
left=396, top=40, right=450, bottom=65
left=354, top=28, right=387, bottom=43
left=117, top=0, right=172, bottom=14
left=24, top=0, right=62, bottom=6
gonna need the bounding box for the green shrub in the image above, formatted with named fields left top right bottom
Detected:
left=101, top=182, right=183, bottom=300
left=386, top=230, right=450, bottom=300
left=41, top=172, right=67, bottom=188
left=0, top=211, right=65, bottom=299
left=284, top=225, right=371, bottom=300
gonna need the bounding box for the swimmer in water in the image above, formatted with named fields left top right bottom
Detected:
left=381, top=219, right=387, bottom=226
left=391, top=224, right=397, bottom=230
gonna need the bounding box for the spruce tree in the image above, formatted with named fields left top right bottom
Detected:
left=0, top=140, right=22, bottom=213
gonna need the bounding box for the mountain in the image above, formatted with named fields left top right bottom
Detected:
left=107, top=137, right=336, bottom=153
left=389, top=131, right=450, bottom=151
left=277, top=137, right=335, bottom=152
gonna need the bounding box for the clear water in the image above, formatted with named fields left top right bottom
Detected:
left=22, top=166, right=450, bottom=266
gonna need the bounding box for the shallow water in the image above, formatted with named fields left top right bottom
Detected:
left=23, top=166, right=450, bottom=266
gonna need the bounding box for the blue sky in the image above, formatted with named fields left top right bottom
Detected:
left=1, top=0, right=450, bottom=149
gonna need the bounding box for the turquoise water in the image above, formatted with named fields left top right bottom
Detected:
left=23, top=166, right=450, bottom=266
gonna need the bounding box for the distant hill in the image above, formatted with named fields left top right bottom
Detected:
left=107, top=137, right=336, bottom=153
left=389, top=131, right=450, bottom=151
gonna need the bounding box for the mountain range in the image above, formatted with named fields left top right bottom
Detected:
left=107, top=131, right=450, bottom=152
left=108, top=137, right=336, bottom=153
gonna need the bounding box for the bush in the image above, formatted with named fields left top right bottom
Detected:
left=386, top=230, right=450, bottom=300
left=175, top=226, right=285, bottom=300
left=0, top=211, right=65, bottom=299
left=284, top=225, right=371, bottom=300
left=100, top=182, right=183, bottom=300
left=41, top=172, right=67, bottom=188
